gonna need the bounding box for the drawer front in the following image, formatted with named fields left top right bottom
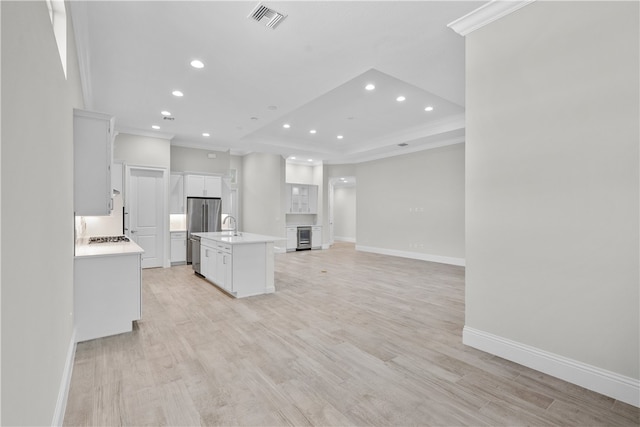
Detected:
left=217, top=242, right=232, bottom=252
left=171, top=232, right=186, bottom=239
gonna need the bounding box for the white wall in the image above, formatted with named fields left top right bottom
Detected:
left=170, top=145, right=230, bottom=174
left=465, top=0, right=639, bottom=401
left=333, top=186, right=356, bottom=242
left=285, top=163, right=315, bottom=184
left=242, top=153, right=286, bottom=239
left=356, top=144, right=465, bottom=264
left=114, top=133, right=170, bottom=169
left=1, top=1, right=84, bottom=424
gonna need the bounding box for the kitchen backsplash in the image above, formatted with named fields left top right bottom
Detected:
left=285, top=214, right=318, bottom=226
left=170, top=214, right=186, bottom=231
left=75, top=194, right=124, bottom=239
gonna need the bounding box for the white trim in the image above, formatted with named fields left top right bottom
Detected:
left=52, top=328, right=77, bottom=426
left=463, top=326, right=640, bottom=408
left=68, top=1, right=93, bottom=108
left=447, top=0, right=535, bottom=36
left=334, top=236, right=356, bottom=243
left=356, top=245, right=465, bottom=267
left=117, top=126, right=175, bottom=141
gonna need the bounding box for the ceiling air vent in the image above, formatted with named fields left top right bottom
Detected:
left=398, top=143, right=409, bottom=147
left=248, top=3, right=287, bottom=29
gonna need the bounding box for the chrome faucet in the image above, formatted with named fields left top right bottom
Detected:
left=223, top=215, right=238, bottom=236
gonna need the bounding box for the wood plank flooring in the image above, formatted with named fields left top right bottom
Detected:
left=64, top=242, right=639, bottom=426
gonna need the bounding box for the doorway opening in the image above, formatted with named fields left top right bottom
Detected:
left=328, top=176, right=356, bottom=246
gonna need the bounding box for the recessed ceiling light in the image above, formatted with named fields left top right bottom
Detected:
left=290, top=156, right=296, bottom=160
left=190, top=59, right=204, bottom=69
left=307, top=159, right=313, bottom=162
left=365, top=83, right=375, bottom=91
left=172, top=90, right=184, bottom=97
left=337, top=135, right=344, bottom=139
left=151, top=125, right=160, bottom=130
left=202, top=133, right=210, bottom=137
left=309, top=130, right=317, bottom=134
left=161, top=110, right=171, bottom=116
left=396, top=96, right=406, bottom=102
left=283, top=124, right=291, bottom=129
left=424, top=106, right=434, bottom=112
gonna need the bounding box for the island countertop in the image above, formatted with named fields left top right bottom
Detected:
left=192, top=232, right=284, bottom=245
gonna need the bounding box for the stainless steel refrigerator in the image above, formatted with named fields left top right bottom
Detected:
left=186, top=197, right=222, bottom=264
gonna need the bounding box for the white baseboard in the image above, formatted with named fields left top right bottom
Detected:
left=463, top=326, right=640, bottom=407
left=52, top=328, right=77, bottom=426
left=334, top=236, right=356, bottom=243
left=355, top=245, right=465, bottom=267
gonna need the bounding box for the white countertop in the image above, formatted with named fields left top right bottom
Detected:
left=193, top=232, right=284, bottom=245
left=75, top=238, right=144, bottom=258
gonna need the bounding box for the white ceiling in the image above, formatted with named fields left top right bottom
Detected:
left=70, top=1, right=484, bottom=164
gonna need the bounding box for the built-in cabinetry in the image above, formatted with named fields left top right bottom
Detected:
left=185, top=174, right=221, bottom=198
left=284, top=225, right=322, bottom=251
left=286, top=227, right=297, bottom=252
left=285, top=183, right=318, bottom=214
left=170, top=174, right=185, bottom=214
left=74, top=109, right=115, bottom=216
left=202, top=240, right=233, bottom=292
left=170, top=231, right=187, bottom=264
left=74, top=252, right=141, bottom=342
left=312, top=226, right=322, bottom=249
left=196, top=233, right=276, bottom=298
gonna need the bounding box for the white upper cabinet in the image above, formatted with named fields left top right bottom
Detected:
left=74, top=109, right=114, bottom=216
left=185, top=174, right=221, bottom=198
left=170, top=173, right=184, bottom=214
left=286, top=183, right=318, bottom=214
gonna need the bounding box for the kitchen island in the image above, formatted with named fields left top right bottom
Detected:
left=74, top=238, right=144, bottom=342
left=193, top=232, right=282, bottom=298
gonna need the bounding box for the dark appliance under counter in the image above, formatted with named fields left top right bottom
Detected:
left=297, top=226, right=312, bottom=250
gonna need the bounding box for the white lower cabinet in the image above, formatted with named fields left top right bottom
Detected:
left=200, top=238, right=273, bottom=298
left=74, top=253, right=141, bottom=342
left=170, top=231, right=187, bottom=264
left=215, top=244, right=233, bottom=292
left=286, top=227, right=297, bottom=252
left=201, top=241, right=216, bottom=280
left=312, top=226, right=322, bottom=249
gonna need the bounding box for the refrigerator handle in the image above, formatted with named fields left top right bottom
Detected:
left=202, top=205, right=205, bottom=232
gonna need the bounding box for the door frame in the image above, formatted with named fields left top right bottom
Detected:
left=125, top=165, right=170, bottom=268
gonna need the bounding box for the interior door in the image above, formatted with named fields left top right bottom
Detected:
left=129, top=168, right=164, bottom=268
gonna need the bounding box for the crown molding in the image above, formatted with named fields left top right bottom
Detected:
left=117, top=126, right=175, bottom=141
left=447, top=0, right=535, bottom=36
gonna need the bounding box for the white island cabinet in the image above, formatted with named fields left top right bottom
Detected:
left=193, top=232, right=282, bottom=298
left=74, top=239, right=144, bottom=342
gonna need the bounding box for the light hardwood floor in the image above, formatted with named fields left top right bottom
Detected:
left=64, top=242, right=639, bottom=426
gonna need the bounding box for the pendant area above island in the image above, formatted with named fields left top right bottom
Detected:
left=192, top=232, right=283, bottom=298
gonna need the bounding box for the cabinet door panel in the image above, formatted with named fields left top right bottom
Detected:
left=204, top=176, right=222, bottom=198
left=74, top=109, right=114, bottom=215
left=186, top=175, right=205, bottom=197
